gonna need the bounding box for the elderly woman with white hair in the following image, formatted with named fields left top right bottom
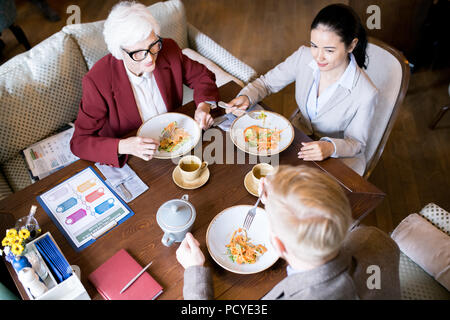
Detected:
left=70, top=1, right=219, bottom=167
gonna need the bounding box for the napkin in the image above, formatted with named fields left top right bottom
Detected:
left=95, top=163, right=148, bottom=203
left=216, top=104, right=265, bottom=132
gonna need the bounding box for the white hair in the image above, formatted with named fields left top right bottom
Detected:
left=103, top=1, right=161, bottom=60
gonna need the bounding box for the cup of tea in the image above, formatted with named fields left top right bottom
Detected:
left=178, top=155, right=208, bottom=181
left=251, top=163, right=274, bottom=187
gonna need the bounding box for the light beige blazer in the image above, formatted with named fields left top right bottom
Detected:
left=239, top=46, right=378, bottom=175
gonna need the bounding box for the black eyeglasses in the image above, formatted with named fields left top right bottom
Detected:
left=122, top=36, right=163, bottom=62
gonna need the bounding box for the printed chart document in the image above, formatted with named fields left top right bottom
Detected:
left=23, top=125, right=79, bottom=180
left=37, top=167, right=134, bottom=251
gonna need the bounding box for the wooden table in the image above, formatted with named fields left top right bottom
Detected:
left=0, top=81, right=385, bottom=300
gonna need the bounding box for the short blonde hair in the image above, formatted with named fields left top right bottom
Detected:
left=265, top=165, right=352, bottom=264
left=103, top=1, right=161, bottom=60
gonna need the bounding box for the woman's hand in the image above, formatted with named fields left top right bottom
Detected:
left=176, top=232, right=205, bottom=269
left=118, top=136, right=159, bottom=161
left=298, top=141, right=335, bottom=161
left=225, top=95, right=250, bottom=117
left=194, top=102, right=214, bottom=130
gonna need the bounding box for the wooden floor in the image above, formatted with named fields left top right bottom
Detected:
left=1, top=0, right=449, bottom=233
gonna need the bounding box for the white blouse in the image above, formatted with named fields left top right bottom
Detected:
left=306, top=53, right=357, bottom=157
left=124, top=63, right=167, bottom=122
left=306, top=53, right=357, bottom=121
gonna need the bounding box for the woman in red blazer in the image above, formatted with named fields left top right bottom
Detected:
left=70, top=2, right=219, bottom=167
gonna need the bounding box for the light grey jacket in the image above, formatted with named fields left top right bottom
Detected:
left=183, top=226, right=401, bottom=300
left=239, top=46, right=378, bottom=175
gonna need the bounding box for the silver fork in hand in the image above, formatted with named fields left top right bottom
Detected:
left=243, top=197, right=261, bottom=230
left=217, top=101, right=260, bottom=120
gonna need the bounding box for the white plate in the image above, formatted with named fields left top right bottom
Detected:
left=206, top=205, right=279, bottom=274
left=137, top=113, right=201, bottom=159
left=229, top=110, right=294, bottom=156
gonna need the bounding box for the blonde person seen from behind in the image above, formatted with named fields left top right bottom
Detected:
left=226, top=4, right=378, bottom=175
left=176, top=165, right=401, bottom=300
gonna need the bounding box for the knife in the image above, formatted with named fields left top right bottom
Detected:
left=212, top=114, right=229, bottom=127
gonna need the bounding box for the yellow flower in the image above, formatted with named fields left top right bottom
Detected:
left=2, top=237, right=11, bottom=247
left=6, top=229, right=17, bottom=239
left=11, top=236, right=22, bottom=246
left=11, top=243, right=24, bottom=256
left=18, top=228, right=30, bottom=240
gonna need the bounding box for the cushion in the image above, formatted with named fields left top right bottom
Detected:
left=392, top=213, right=450, bottom=291
left=1, top=155, right=31, bottom=192
left=150, top=0, right=188, bottom=49
left=419, top=203, right=450, bottom=236
left=63, top=0, right=188, bottom=70
left=182, top=48, right=244, bottom=87
left=0, top=170, right=12, bottom=201
left=0, top=31, right=87, bottom=166
left=187, top=23, right=257, bottom=83
left=181, top=48, right=244, bottom=105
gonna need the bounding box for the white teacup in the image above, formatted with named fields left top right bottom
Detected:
left=251, top=163, right=274, bottom=188
left=178, top=155, right=208, bottom=182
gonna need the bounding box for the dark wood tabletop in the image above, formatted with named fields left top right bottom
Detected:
left=0, top=81, right=385, bottom=300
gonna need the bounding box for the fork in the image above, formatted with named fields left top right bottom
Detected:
left=217, top=101, right=260, bottom=120
left=243, top=197, right=261, bottom=230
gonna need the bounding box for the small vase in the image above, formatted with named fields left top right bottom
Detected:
left=12, top=255, right=32, bottom=273
left=15, top=216, right=41, bottom=241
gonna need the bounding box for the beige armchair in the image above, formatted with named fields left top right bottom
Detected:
left=362, top=38, right=410, bottom=178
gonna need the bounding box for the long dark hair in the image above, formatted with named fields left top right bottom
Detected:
left=311, top=4, right=368, bottom=69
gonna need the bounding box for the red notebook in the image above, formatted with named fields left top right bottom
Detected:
left=88, top=249, right=163, bottom=300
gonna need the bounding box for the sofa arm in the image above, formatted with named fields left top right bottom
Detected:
left=392, top=204, right=450, bottom=300
left=187, top=23, right=257, bottom=84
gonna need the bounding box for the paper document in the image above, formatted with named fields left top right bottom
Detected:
left=23, top=125, right=79, bottom=180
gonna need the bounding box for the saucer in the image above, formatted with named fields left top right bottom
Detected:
left=172, top=166, right=210, bottom=190
left=244, top=171, right=259, bottom=197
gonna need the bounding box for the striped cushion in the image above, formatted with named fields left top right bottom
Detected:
left=187, top=23, right=257, bottom=83
left=419, top=203, right=450, bottom=236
